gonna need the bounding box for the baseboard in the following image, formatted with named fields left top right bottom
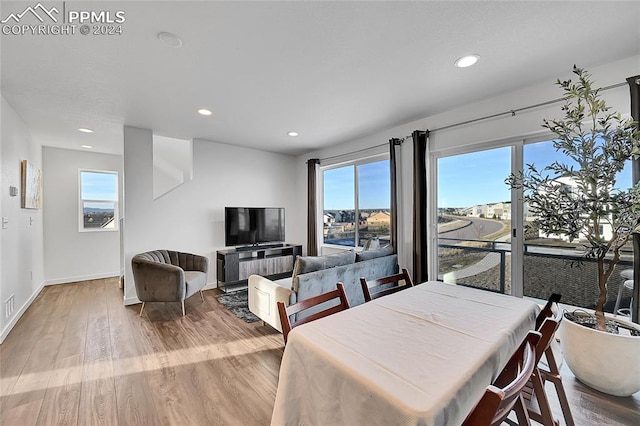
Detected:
left=203, top=282, right=218, bottom=291
left=44, top=271, right=119, bottom=286
left=0, top=281, right=45, bottom=344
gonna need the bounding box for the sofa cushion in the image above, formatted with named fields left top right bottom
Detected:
left=355, top=245, right=394, bottom=262
left=292, top=250, right=356, bottom=277
left=294, top=254, right=399, bottom=318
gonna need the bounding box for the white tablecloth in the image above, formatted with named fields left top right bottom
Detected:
left=271, top=281, right=539, bottom=426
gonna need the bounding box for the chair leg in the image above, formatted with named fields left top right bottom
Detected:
left=541, top=371, right=575, bottom=426
left=181, top=300, right=185, bottom=316
left=139, top=302, right=145, bottom=317
left=544, top=348, right=575, bottom=426
left=613, top=281, right=625, bottom=316
left=513, top=394, right=532, bottom=426
left=530, top=369, right=558, bottom=426
left=200, top=290, right=205, bottom=303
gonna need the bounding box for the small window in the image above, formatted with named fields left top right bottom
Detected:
left=79, top=170, right=118, bottom=232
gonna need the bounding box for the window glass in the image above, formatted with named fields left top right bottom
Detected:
left=323, top=165, right=355, bottom=247
left=323, top=158, right=390, bottom=248
left=436, top=147, right=511, bottom=293
left=80, top=170, right=118, bottom=231
left=358, top=160, right=391, bottom=248
left=522, top=139, right=633, bottom=309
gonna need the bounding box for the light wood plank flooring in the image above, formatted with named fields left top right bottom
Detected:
left=1, top=278, right=638, bottom=425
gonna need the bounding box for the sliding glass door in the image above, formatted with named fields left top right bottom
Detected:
left=434, top=137, right=634, bottom=310
left=436, top=147, right=512, bottom=294
left=521, top=139, right=635, bottom=311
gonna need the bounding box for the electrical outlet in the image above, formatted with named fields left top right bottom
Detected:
left=4, top=295, right=15, bottom=319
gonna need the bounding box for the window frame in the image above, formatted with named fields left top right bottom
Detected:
left=78, top=168, right=119, bottom=233
left=319, top=152, right=390, bottom=250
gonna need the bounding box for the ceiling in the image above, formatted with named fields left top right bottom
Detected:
left=2, top=1, right=639, bottom=157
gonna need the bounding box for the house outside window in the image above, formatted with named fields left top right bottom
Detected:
left=322, top=156, right=390, bottom=248
left=79, top=170, right=118, bottom=232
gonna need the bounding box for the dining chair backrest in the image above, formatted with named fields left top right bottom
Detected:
left=277, top=282, right=350, bottom=344
left=463, top=330, right=541, bottom=426
left=535, top=301, right=564, bottom=365
left=535, top=293, right=561, bottom=330
left=525, top=294, right=575, bottom=426
left=360, top=268, right=414, bottom=302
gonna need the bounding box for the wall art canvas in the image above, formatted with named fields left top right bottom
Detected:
left=21, top=160, right=42, bottom=209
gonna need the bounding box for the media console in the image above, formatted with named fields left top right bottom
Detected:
left=216, top=243, right=302, bottom=292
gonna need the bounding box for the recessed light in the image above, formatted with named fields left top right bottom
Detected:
left=158, top=32, right=183, bottom=48
left=198, top=108, right=212, bottom=116
left=287, top=131, right=299, bottom=137
left=78, top=128, right=94, bottom=133
left=81, top=145, right=93, bottom=149
left=454, top=54, right=480, bottom=68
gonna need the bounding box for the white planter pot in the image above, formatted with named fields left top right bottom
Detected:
left=559, top=315, right=640, bottom=397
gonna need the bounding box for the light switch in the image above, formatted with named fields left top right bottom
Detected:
left=2, top=217, right=8, bottom=229
left=29, top=216, right=34, bottom=226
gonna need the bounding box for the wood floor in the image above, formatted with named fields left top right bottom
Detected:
left=1, top=278, right=638, bottom=425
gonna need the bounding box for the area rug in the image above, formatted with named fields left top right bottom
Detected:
left=215, top=289, right=260, bottom=323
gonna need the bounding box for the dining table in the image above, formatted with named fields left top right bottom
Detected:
left=270, top=281, right=540, bottom=426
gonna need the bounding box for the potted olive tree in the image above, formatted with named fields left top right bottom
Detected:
left=508, top=66, right=640, bottom=396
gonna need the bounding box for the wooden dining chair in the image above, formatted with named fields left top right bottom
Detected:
left=524, top=294, right=575, bottom=426
left=535, top=293, right=562, bottom=330
left=463, top=330, right=542, bottom=426
left=277, top=283, right=350, bottom=344
left=360, top=268, right=414, bottom=302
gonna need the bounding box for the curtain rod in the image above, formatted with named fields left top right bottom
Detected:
left=317, top=142, right=389, bottom=163
left=396, top=81, right=628, bottom=141
left=315, top=80, right=628, bottom=161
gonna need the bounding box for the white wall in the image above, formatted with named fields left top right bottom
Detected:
left=295, top=55, right=640, bottom=278
left=42, top=147, right=122, bottom=284
left=1, top=96, right=44, bottom=342
left=122, top=126, right=300, bottom=305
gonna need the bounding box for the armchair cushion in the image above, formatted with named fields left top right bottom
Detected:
left=184, top=271, right=207, bottom=298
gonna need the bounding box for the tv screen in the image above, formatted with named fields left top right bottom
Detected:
left=225, top=207, right=285, bottom=247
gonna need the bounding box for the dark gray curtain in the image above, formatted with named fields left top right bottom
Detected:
left=627, top=75, right=640, bottom=324
left=307, top=158, right=320, bottom=256
left=412, top=130, right=428, bottom=283
left=389, top=138, right=402, bottom=254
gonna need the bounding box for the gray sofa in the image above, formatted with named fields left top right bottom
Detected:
left=132, top=249, right=209, bottom=316
left=248, top=246, right=399, bottom=332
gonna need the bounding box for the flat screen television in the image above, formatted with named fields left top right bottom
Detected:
left=225, top=207, right=285, bottom=247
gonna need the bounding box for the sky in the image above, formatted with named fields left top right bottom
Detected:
left=437, top=139, right=633, bottom=208
left=81, top=171, right=117, bottom=209
left=323, top=159, right=390, bottom=210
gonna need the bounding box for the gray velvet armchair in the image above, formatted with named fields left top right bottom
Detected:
left=132, top=249, right=209, bottom=316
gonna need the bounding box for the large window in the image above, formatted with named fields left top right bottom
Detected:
left=79, top=170, right=118, bottom=232
left=432, top=136, right=634, bottom=311
left=322, top=157, right=390, bottom=248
